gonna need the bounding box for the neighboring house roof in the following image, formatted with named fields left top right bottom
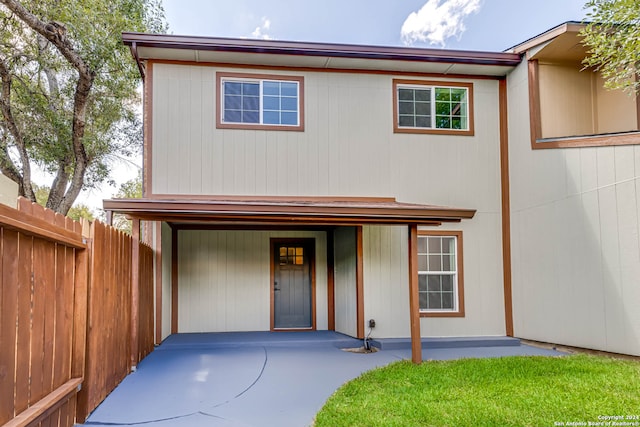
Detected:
left=122, top=32, right=521, bottom=77
left=104, top=197, right=476, bottom=226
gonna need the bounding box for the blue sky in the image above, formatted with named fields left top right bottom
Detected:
left=162, top=0, right=589, bottom=51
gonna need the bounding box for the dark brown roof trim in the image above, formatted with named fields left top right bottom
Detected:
left=505, top=21, right=586, bottom=54
left=103, top=197, right=476, bottom=225
left=122, top=32, right=521, bottom=67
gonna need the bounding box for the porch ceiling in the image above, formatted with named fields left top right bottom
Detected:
left=102, top=197, right=476, bottom=226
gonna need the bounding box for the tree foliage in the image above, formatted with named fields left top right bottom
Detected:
left=581, top=0, right=640, bottom=94
left=0, top=0, right=165, bottom=214
left=110, top=172, right=141, bottom=234
left=33, top=183, right=95, bottom=221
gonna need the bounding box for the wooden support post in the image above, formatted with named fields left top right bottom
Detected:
left=105, top=210, right=113, bottom=226
left=171, top=226, right=178, bottom=334
left=131, top=219, right=141, bottom=370
left=408, top=224, right=422, bottom=364
left=355, top=226, right=364, bottom=339
left=499, top=78, right=514, bottom=337
left=327, top=229, right=335, bottom=331
left=154, top=222, right=163, bottom=345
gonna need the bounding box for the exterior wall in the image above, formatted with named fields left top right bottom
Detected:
left=150, top=62, right=508, bottom=338
left=363, top=222, right=506, bottom=339
left=362, top=225, right=409, bottom=338
left=151, top=63, right=503, bottom=208
left=161, top=222, right=172, bottom=341
left=594, top=73, right=637, bottom=135
left=538, top=62, right=636, bottom=138
left=177, top=230, right=327, bottom=333
left=0, top=173, right=17, bottom=208
left=333, top=227, right=357, bottom=337
left=508, top=60, right=640, bottom=356
left=538, top=62, right=594, bottom=138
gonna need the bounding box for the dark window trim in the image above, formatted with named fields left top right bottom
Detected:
left=216, top=71, right=305, bottom=131
left=418, top=230, right=465, bottom=318
left=393, top=79, right=475, bottom=136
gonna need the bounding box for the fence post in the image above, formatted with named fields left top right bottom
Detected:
left=71, top=219, right=90, bottom=381
left=131, top=219, right=141, bottom=371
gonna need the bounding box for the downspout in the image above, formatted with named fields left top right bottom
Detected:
left=130, top=42, right=145, bottom=79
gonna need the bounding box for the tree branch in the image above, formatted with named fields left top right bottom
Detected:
left=47, top=156, right=70, bottom=209
left=1, top=0, right=95, bottom=214
left=0, top=56, right=34, bottom=201
left=0, top=127, right=23, bottom=186
left=37, top=34, right=60, bottom=99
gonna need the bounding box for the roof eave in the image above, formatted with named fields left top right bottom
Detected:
left=122, top=32, right=522, bottom=68
left=103, top=198, right=476, bottom=226
left=506, top=21, right=586, bottom=55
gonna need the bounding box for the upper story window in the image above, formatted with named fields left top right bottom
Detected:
left=393, top=79, right=474, bottom=136
left=216, top=72, right=304, bottom=131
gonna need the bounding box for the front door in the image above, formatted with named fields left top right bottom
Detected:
left=272, top=239, right=314, bottom=330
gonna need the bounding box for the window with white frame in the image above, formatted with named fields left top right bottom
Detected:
left=217, top=73, right=304, bottom=130
left=394, top=80, right=473, bottom=135
left=418, top=231, right=464, bottom=316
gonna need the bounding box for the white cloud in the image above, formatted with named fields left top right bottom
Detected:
left=401, top=0, right=481, bottom=47
left=251, top=17, right=272, bottom=40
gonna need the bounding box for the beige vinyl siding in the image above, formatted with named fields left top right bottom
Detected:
left=363, top=221, right=506, bottom=339
left=151, top=64, right=500, bottom=207
left=537, top=62, right=637, bottom=139
left=152, top=63, right=507, bottom=338
left=538, top=62, right=594, bottom=138
left=508, top=61, right=640, bottom=356
left=177, top=230, right=327, bottom=333
left=161, top=222, right=172, bottom=341
left=333, top=227, right=358, bottom=337
left=594, top=73, right=637, bottom=134
left=362, top=226, right=409, bottom=338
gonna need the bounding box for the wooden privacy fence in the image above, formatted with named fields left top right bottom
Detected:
left=0, top=199, right=88, bottom=427
left=0, top=198, right=154, bottom=427
left=76, top=221, right=154, bottom=422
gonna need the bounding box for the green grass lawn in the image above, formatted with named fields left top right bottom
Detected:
left=314, top=355, right=640, bottom=427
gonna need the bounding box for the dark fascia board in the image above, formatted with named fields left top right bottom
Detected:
left=122, top=32, right=522, bottom=67
left=505, top=20, right=587, bottom=54
left=103, top=197, right=476, bottom=225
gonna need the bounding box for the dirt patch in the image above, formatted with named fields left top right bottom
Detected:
left=342, top=346, right=379, bottom=354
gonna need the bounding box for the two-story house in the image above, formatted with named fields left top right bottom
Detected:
left=105, top=21, right=640, bottom=360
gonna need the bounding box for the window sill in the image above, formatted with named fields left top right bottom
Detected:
left=533, top=131, right=640, bottom=149
left=217, top=122, right=304, bottom=132
left=420, top=311, right=465, bottom=318
left=394, top=127, right=474, bottom=136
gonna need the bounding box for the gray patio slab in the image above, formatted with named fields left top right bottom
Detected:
left=80, top=332, right=564, bottom=427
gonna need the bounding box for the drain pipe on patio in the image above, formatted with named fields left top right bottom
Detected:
left=364, top=319, right=375, bottom=351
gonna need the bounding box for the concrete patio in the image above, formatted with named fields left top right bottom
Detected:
left=81, top=332, right=564, bottom=427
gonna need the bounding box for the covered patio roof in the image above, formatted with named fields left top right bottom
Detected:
left=102, top=196, right=476, bottom=226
